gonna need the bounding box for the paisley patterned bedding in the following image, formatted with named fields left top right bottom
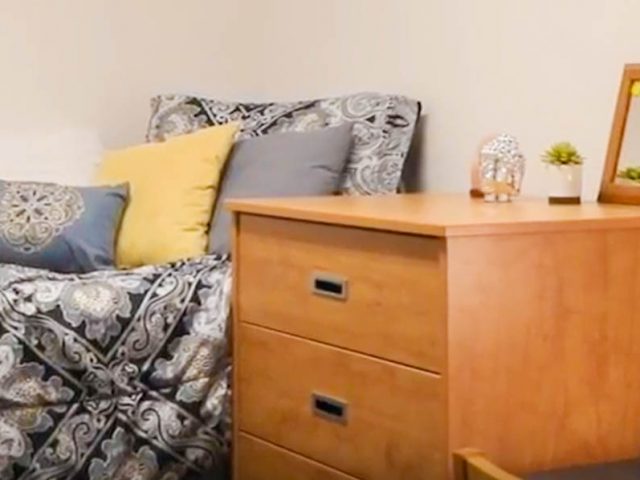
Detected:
left=0, top=256, right=232, bottom=480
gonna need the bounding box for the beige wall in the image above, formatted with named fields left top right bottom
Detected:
left=4, top=0, right=640, bottom=198
left=0, top=0, right=249, bottom=146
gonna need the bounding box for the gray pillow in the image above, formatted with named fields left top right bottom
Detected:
left=0, top=181, right=128, bottom=273
left=209, top=124, right=353, bottom=254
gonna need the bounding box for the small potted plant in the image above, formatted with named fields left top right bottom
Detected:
left=617, top=166, right=640, bottom=186
left=542, top=142, right=584, bottom=204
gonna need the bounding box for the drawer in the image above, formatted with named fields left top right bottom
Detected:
left=237, top=324, right=446, bottom=480
left=236, top=215, right=446, bottom=371
left=235, top=433, right=357, bottom=480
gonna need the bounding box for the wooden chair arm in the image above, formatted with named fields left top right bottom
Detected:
left=453, top=449, right=522, bottom=480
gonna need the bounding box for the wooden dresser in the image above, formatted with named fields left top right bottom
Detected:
left=227, top=194, right=640, bottom=480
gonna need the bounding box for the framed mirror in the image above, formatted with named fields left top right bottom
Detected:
left=599, top=64, right=640, bottom=204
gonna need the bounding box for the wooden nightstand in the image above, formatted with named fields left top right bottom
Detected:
left=228, top=194, right=640, bottom=480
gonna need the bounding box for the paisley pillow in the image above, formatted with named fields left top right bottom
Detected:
left=0, top=180, right=128, bottom=273
left=146, top=92, right=421, bottom=195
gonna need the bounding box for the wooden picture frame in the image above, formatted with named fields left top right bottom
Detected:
left=599, top=63, right=640, bottom=204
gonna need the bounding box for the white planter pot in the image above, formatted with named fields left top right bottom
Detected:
left=546, top=164, right=582, bottom=202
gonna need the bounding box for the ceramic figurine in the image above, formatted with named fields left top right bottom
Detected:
left=479, top=134, right=526, bottom=202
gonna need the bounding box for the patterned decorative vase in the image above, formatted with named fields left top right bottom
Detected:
left=479, top=134, right=526, bottom=203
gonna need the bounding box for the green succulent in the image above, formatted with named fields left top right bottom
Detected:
left=542, top=142, right=584, bottom=166
left=617, top=166, right=640, bottom=182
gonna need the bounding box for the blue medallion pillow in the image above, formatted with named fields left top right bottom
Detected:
left=0, top=180, right=128, bottom=273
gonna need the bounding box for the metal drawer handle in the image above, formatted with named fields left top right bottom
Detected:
left=311, top=271, right=348, bottom=300
left=312, top=393, right=348, bottom=425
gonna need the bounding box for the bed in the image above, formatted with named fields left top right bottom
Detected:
left=0, top=92, right=420, bottom=479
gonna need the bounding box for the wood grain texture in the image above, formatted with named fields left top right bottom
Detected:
left=599, top=64, right=640, bottom=205
left=237, top=324, right=446, bottom=480
left=226, top=194, right=640, bottom=238
left=447, top=228, right=640, bottom=475
left=237, top=215, right=446, bottom=371
left=236, top=434, right=358, bottom=480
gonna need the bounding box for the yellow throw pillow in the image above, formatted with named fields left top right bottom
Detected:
left=96, top=122, right=239, bottom=268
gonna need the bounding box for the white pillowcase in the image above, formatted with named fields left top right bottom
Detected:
left=0, top=128, right=103, bottom=185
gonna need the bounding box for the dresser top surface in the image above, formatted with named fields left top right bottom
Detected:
left=226, top=193, right=640, bottom=237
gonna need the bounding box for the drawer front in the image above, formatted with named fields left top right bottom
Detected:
left=237, top=324, right=446, bottom=480
left=237, top=215, right=446, bottom=371
left=235, top=433, right=357, bottom=480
